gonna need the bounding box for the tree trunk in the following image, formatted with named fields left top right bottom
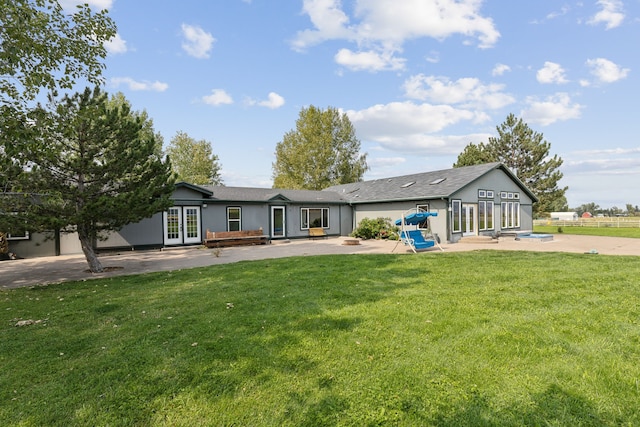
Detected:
left=78, top=228, right=104, bottom=273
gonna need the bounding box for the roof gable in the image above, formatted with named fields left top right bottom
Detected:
left=324, top=163, right=537, bottom=203
left=201, top=186, right=347, bottom=204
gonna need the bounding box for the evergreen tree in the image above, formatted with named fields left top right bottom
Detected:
left=24, top=87, right=175, bottom=272
left=454, top=113, right=567, bottom=216
left=1, top=0, right=115, bottom=231
left=272, top=106, right=368, bottom=190
left=165, top=131, right=223, bottom=186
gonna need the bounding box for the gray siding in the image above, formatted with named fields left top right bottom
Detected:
left=7, top=232, right=56, bottom=258
left=98, top=214, right=164, bottom=249
left=353, top=200, right=448, bottom=243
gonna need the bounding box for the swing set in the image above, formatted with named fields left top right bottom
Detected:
left=393, top=208, right=443, bottom=253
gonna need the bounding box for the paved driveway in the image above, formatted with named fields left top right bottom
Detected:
left=2, top=235, right=638, bottom=289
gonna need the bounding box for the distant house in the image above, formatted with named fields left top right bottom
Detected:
left=582, top=212, right=593, bottom=219
left=550, top=212, right=579, bottom=221
left=6, top=162, right=538, bottom=258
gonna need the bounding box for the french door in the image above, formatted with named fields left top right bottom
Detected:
left=271, top=206, right=286, bottom=238
left=163, top=206, right=201, bottom=245
left=462, top=203, right=477, bottom=236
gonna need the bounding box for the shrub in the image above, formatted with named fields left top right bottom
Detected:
left=351, top=217, right=398, bottom=240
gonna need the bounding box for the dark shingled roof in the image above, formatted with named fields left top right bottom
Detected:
left=176, top=162, right=536, bottom=205
left=200, top=186, right=347, bottom=204
left=323, top=162, right=537, bottom=203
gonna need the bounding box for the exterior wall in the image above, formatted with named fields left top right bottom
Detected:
left=98, top=214, right=164, bottom=250
left=202, top=204, right=269, bottom=234
left=202, top=202, right=347, bottom=239
left=550, top=212, right=578, bottom=221
left=7, top=231, right=57, bottom=258
left=338, top=205, right=353, bottom=236
left=353, top=200, right=448, bottom=242
left=448, top=169, right=535, bottom=242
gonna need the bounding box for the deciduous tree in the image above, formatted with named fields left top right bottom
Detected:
left=1, top=0, right=116, bottom=230
left=454, top=113, right=567, bottom=216
left=25, top=87, right=175, bottom=272
left=272, top=106, right=368, bottom=190
left=165, top=131, right=223, bottom=186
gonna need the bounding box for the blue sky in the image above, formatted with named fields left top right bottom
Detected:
left=66, top=0, right=638, bottom=209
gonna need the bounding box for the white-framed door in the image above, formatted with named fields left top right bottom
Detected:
left=462, top=203, right=477, bottom=236
left=271, top=206, right=286, bottom=238
left=163, top=206, right=201, bottom=245
left=183, top=206, right=202, bottom=244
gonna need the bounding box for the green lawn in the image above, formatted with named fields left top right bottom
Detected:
left=2, top=251, right=640, bottom=426
left=534, top=224, right=640, bottom=238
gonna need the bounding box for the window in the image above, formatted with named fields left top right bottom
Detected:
left=478, top=201, right=494, bottom=231
left=452, top=200, right=462, bottom=233
left=301, top=208, right=329, bottom=229
left=478, top=189, right=494, bottom=199
left=416, top=204, right=430, bottom=229
left=5, top=217, right=29, bottom=240
left=6, top=231, right=29, bottom=240
left=227, top=207, right=241, bottom=231
left=501, top=201, right=520, bottom=229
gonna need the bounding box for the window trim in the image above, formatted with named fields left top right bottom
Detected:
left=451, top=200, right=462, bottom=233
left=501, top=201, right=520, bottom=229
left=227, top=207, right=242, bottom=231
left=6, top=231, right=30, bottom=241
left=300, top=207, right=329, bottom=229
left=478, top=201, right=494, bottom=231
left=416, top=204, right=430, bottom=230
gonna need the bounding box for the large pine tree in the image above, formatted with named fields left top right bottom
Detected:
left=24, top=87, right=175, bottom=272
left=455, top=113, right=567, bottom=215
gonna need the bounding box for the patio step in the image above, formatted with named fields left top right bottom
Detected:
left=459, top=236, right=498, bottom=244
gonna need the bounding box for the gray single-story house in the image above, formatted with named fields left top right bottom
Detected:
left=325, top=161, right=537, bottom=244
left=6, top=162, right=537, bottom=258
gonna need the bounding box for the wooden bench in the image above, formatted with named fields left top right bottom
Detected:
left=204, top=229, right=269, bottom=248
left=308, top=227, right=327, bottom=239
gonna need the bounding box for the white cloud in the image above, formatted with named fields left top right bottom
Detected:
left=492, top=63, right=511, bottom=76
left=345, top=101, right=492, bottom=155
left=181, top=24, right=215, bottom=59
left=425, top=51, right=440, bottom=64
left=521, top=93, right=583, bottom=126
left=110, top=77, right=168, bottom=92
left=587, top=0, right=625, bottom=29
left=586, top=57, right=630, bottom=83
left=366, top=157, right=407, bottom=168
left=292, top=0, right=500, bottom=64
left=546, top=5, right=571, bottom=20
left=58, top=0, right=113, bottom=9
left=291, top=0, right=354, bottom=51
left=403, top=75, right=515, bottom=110
left=255, top=92, right=286, bottom=109
left=105, top=33, right=128, bottom=55
left=536, top=61, right=569, bottom=84
left=573, top=146, right=640, bottom=156
left=335, top=48, right=405, bottom=72
left=202, top=89, right=233, bottom=106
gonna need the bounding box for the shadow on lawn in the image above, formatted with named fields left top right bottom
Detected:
left=3, top=254, right=433, bottom=425
left=433, top=384, right=608, bottom=426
